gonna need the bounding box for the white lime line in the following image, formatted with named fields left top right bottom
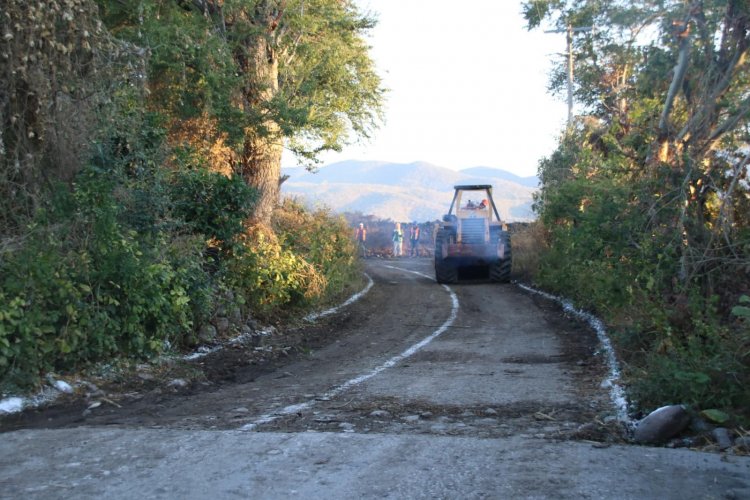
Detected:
left=516, top=282, right=632, bottom=426
left=382, top=265, right=434, bottom=281
left=304, top=273, right=375, bottom=322
left=188, top=273, right=375, bottom=362
left=0, top=382, right=75, bottom=416
left=241, top=267, right=459, bottom=431
left=182, top=327, right=275, bottom=361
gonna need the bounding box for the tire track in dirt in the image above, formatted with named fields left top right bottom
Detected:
left=241, top=267, right=459, bottom=431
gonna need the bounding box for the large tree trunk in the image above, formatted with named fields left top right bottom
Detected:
left=243, top=127, right=283, bottom=224
left=239, top=29, right=283, bottom=224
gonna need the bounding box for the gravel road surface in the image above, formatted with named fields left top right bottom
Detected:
left=1, top=258, right=748, bottom=499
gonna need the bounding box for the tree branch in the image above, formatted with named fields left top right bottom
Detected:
left=676, top=46, right=745, bottom=143
left=706, top=94, right=750, bottom=146
left=658, top=34, right=691, bottom=135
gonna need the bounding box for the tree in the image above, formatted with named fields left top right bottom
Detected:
left=525, top=0, right=750, bottom=286
left=0, top=0, right=130, bottom=233
left=524, top=0, right=750, bottom=413
left=96, top=0, right=385, bottom=223
left=226, top=0, right=385, bottom=222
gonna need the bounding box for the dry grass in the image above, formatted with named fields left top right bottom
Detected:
left=510, top=223, right=547, bottom=282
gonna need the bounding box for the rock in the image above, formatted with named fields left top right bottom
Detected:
left=734, top=436, right=750, bottom=451
left=215, top=317, right=230, bottom=334
left=53, top=380, right=74, bottom=394
left=216, top=303, right=227, bottom=317
left=712, top=427, right=733, bottom=450
left=168, top=379, right=189, bottom=389
left=689, top=416, right=713, bottom=433
left=667, top=437, right=697, bottom=449
left=430, top=424, right=448, bottom=434
left=369, top=410, right=392, bottom=419
left=403, top=415, right=420, bottom=423
left=229, top=307, right=243, bottom=325
left=198, top=324, right=217, bottom=343
left=577, top=422, right=597, bottom=433
left=633, top=405, right=690, bottom=444
left=81, top=381, right=101, bottom=395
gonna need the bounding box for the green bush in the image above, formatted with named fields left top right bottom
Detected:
left=273, top=199, right=360, bottom=296
left=225, top=226, right=326, bottom=318
left=0, top=161, right=365, bottom=390
left=533, top=135, right=750, bottom=418
left=224, top=200, right=361, bottom=319
left=536, top=176, right=648, bottom=316
left=170, top=168, right=257, bottom=247
left=630, top=312, right=749, bottom=411
left=0, top=166, right=214, bottom=390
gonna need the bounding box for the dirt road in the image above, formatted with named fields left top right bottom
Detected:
left=1, top=258, right=749, bottom=499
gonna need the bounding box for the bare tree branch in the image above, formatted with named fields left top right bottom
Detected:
left=659, top=33, right=691, bottom=135
left=677, top=47, right=745, bottom=142
left=706, top=94, right=750, bottom=146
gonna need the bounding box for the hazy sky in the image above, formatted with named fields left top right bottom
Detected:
left=283, top=0, right=569, bottom=178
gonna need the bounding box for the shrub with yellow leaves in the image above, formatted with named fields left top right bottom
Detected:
left=226, top=223, right=327, bottom=318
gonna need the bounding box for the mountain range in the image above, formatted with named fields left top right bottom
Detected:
left=281, top=160, right=538, bottom=222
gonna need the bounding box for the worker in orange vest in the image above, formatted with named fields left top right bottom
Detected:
left=355, top=222, right=367, bottom=258
left=409, top=224, right=420, bottom=257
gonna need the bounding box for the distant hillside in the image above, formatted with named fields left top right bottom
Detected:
left=460, top=166, right=539, bottom=188
left=281, top=160, right=537, bottom=222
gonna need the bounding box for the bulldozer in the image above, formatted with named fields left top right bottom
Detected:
left=434, top=184, right=512, bottom=284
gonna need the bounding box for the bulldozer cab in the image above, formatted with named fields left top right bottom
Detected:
left=448, top=185, right=502, bottom=223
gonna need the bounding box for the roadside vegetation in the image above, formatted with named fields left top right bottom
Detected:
left=0, top=0, right=382, bottom=394
left=523, top=1, right=750, bottom=422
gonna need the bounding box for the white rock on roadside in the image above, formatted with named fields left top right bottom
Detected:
left=53, top=380, right=74, bottom=394
left=0, top=397, right=24, bottom=414
left=168, top=379, right=189, bottom=389
left=633, top=404, right=691, bottom=444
